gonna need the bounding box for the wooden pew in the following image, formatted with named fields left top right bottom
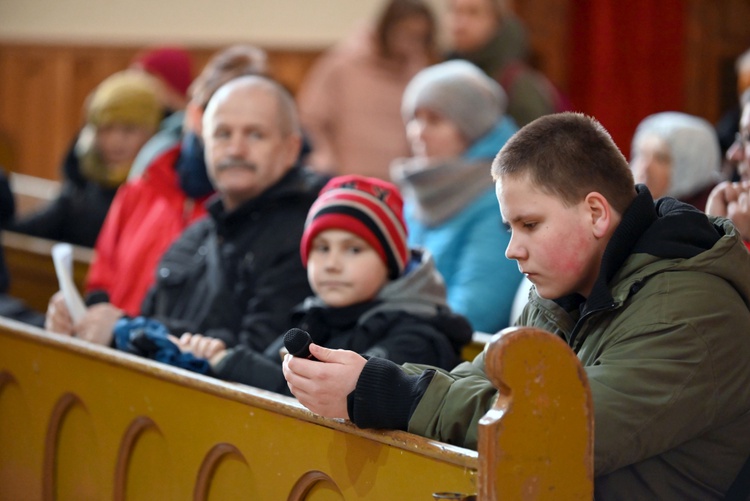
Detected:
left=2, top=231, right=93, bottom=313
left=462, top=332, right=493, bottom=362
left=8, top=172, right=61, bottom=217
left=0, top=318, right=593, bottom=500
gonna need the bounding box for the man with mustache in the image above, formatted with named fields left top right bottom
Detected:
left=78, top=45, right=268, bottom=318
left=46, top=75, right=328, bottom=355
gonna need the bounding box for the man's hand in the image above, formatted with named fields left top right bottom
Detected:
left=282, top=343, right=367, bottom=420
left=74, top=303, right=123, bottom=345
left=706, top=181, right=750, bottom=238
left=170, top=333, right=228, bottom=366
left=45, top=291, right=75, bottom=335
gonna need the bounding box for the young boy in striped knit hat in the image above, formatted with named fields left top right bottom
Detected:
left=174, top=174, right=472, bottom=394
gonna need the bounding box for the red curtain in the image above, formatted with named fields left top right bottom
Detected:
left=568, top=0, right=685, bottom=158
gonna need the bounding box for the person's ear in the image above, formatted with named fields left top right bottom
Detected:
left=283, top=133, right=302, bottom=166
left=184, top=102, right=204, bottom=136
left=585, top=191, right=612, bottom=239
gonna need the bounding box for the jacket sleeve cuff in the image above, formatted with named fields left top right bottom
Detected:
left=85, top=289, right=110, bottom=306
left=347, top=356, right=435, bottom=430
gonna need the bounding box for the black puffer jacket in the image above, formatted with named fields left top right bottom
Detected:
left=213, top=249, right=473, bottom=395
left=140, top=166, right=328, bottom=352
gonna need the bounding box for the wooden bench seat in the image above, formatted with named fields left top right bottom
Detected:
left=8, top=172, right=61, bottom=217
left=0, top=319, right=593, bottom=499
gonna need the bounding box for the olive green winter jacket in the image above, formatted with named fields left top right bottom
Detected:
left=402, top=193, right=750, bottom=499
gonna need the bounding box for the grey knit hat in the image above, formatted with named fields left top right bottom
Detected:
left=401, top=60, right=507, bottom=144
left=631, top=112, right=721, bottom=199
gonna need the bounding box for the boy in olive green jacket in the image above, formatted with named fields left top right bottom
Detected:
left=283, top=112, right=750, bottom=499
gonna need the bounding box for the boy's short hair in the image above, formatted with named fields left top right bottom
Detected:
left=491, top=112, right=636, bottom=214
left=300, top=175, right=409, bottom=279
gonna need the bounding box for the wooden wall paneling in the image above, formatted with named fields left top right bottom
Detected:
left=715, top=0, right=750, bottom=116
left=512, top=0, right=572, bottom=92
left=0, top=43, right=324, bottom=181
left=684, top=0, right=750, bottom=122
left=267, top=48, right=322, bottom=95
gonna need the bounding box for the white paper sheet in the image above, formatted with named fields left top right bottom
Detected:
left=51, top=243, right=86, bottom=323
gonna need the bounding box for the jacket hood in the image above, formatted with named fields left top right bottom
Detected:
left=591, top=185, right=750, bottom=315
left=370, top=248, right=448, bottom=316
left=615, top=206, right=750, bottom=310
left=525, top=184, right=750, bottom=348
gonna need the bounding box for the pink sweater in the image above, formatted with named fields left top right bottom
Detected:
left=297, top=28, right=427, bottom=180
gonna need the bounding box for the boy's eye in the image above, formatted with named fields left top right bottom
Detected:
left=523, top=222, right=538, bottom=230
left=346, top=245, right=363, bottom=254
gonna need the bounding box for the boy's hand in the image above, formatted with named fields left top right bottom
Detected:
left=170, top=333, right=227, bottom=366
left=282, top=343, right=366, bottom=419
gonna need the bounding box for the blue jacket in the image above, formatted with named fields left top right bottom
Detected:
left=403, top=119, right=523, bottom=333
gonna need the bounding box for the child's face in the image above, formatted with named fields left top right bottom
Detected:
left=307, top=229, right=390, bottom=308
left=497, top=174, right=604, bottom=300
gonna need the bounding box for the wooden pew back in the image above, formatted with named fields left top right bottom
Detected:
left=0, top=319, right=593, bottom=500
left=2, top=231, right=92, bottom=313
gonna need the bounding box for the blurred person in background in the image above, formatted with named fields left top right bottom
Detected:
left=0, top=167, right=44, bottom=326
left=707, top=97, right=750, bottom=250
left=444, top=0, right=561, bottom=127
left=630, top=111, right=721, bottom=211
left=391, top=60, right=523, bottom=333
left=297, top=0, right=437, bottom=180
left=128, top=45, right=195, bottom=178
left=83, top=45, right=267, bottom=316
left=715, top=47, right=750, bottom=170
left=10, top=70, right=161, bottom=247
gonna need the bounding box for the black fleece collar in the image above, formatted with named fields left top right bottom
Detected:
left=635, top=196, right=722, bottom=259
left=560, top=185, right=722, bottom=317
left=580, top=185, right=658, bottom=314
left=206, top=166, right=323, bottom=238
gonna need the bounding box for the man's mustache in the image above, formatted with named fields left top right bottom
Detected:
left=216, top=159, right=257, bottom=172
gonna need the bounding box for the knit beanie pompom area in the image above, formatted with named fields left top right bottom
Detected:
left=301, top=175, right=409, bottom=279
left=131, top=46, right=193, bottom=98
left=401, top=60, right=507, bottom=144
left=86, top=70, right=162, bottom=132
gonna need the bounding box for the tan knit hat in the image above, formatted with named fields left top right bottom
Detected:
left=87, top=70, right=162, bottom=131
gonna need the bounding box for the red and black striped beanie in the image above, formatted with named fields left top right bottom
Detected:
left=300, top=175, right=409, bottom=279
